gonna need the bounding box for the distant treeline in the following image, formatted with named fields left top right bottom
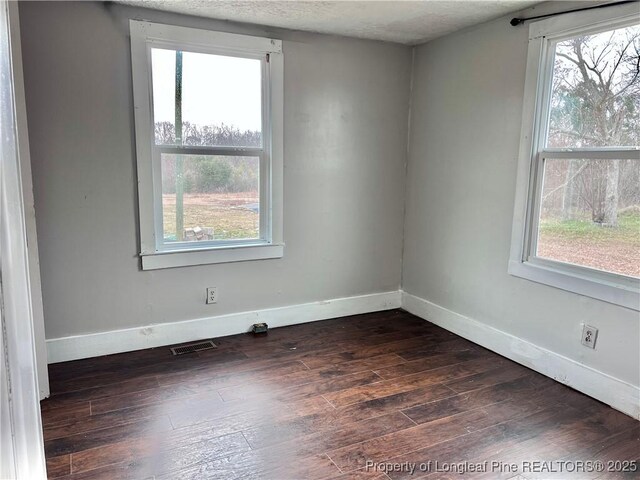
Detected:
left=157, top=122, right=261, bottom=194
left=155, top=121, right=261, bottom=147
left=161, top=154, right=259, bottom=194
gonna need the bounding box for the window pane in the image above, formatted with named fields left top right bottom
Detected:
left=161, top=154, right=260, bottom=243
left=183, top=52, right=261, bottom=147
left=152, top=49, right=176, bottom=144
left=547, top=24, right=640, bottom=148
left=536, top=158, right=640, bottom=277
left=151, top=48, right=262, bottom=147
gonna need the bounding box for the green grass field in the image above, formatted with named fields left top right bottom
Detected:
left=540, top=210, right=640, bottom=243
left=538, top=209, right=640, bottom=277
left=162, top=192, right=259, bottom=241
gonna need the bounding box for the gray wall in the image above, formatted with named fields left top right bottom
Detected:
left=19, top=1, right=411, bottom=339
left=402, top=11, right=639, bottom=387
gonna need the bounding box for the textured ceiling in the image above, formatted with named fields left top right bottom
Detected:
left=114, top=0, right=540, bottom=45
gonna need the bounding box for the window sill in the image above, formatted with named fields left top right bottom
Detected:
left=141, top=243, right=284, bottom=270
left=508, top=259, right=639, bottom=311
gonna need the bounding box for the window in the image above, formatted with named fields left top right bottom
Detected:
left=130, top=21, right=283, bottom=269
left=509, top=4, right=640, bottom=310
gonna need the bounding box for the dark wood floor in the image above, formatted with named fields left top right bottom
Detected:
left=41, top=310, right=639, bottom=480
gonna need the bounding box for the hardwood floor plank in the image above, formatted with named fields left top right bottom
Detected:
left=46, top=415, right=173, bottom=457
left=244, top=409, right=415, bottom=451
left=590, top=428, right=640, bottom=479
left=324, top=357, right=515, bottom=408
left=46, top=455, right=71, bottom=479
left=71, top=441, right=157, bottom=476
left=518, top=416, right=640, bottom=480
left=217, top=354, right=403, bottom=402
left=169, top=394, right=333, bottom=429
left=443, top=363, right=533, bottom=393
left=55, top=460, right=155, bottom=480
left=89, top=381, right=222, bottom=416
left=44, top=404, right=172, bottom=441
left=48, top=349, right=249, bottom=395
left=543, top=407, right=637, bottom=452
left=385, top=406, right=586, bottom=480
left=234, top=370, right=385, bottom=405
left=89, top=403, right=326, bottom=473
left=470, top=437, right=575, bottom=480
left=332, top=383, right=457, bottom=425
left=71, top=431, right=250, bottom=475
left=156, top=357, right=309, bottom=388
left=161, top=401, right=336, bottom=451
left=327, top=399, right=543, bottom=472
left=373, top=350, right=498, bottom=380
left=460, top=406, right=640, bottom=479
left=89, top=360, right=309, bottom=416
left=154, top=450, right=341, bottom=480
left=42, top=376, right=160, bottom=411
left=401, top=373, right=546, bottom=425
left=41, top=402, right=91, bottom=428
left=394, top=338, right=484, bottom=361
left=299, top=335, right=452, bottom=370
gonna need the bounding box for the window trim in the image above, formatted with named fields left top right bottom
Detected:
left=509, top=3, right=640, bottom=310
left=130, top=21, right=284, bottom=269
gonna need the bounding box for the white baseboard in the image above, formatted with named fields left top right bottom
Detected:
left=46, top=290, right=402, bottom=364
left=402, top=291, right=640, bottom=420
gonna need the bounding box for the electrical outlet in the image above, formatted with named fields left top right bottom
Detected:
left=581, top=324, right=598, bottom=349
left=206, top=287, right=217, bottom=304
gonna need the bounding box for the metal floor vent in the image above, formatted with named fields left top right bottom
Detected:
left=170, top=340, right=217, bottom=356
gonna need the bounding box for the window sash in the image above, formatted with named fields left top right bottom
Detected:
left=152, top=147, right=269, bottom=252
left=525, top=153, right=640, bottom=286
left=534, top=17, right=640, bottom=152
left=150, top=45, right=268, bottom=149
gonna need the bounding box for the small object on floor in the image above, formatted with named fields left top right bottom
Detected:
left=251, top=323, right=268, bottom=335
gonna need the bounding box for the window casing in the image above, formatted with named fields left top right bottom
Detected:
left=130, top=21, right=284, bottom=270
left=509, top=3, right=640, bottom=310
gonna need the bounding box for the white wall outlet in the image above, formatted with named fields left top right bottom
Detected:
left=206, top=287, right=217, bottom=304
left=581, top=324, right=598, bottom=349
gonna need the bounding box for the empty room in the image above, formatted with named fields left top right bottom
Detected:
left=1, top=0, right=639, bottom=479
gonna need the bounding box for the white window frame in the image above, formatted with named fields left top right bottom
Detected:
left=509, top=3, right=640, bottom=311
left=130, top=21, right=284, bottom=270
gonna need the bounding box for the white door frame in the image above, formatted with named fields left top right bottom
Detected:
left=7, top=0, right=48, bottom=400
left=0, top=0, right=47, bottom=477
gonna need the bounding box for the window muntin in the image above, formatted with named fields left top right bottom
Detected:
left=149, top=46, right=268, bottom=251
